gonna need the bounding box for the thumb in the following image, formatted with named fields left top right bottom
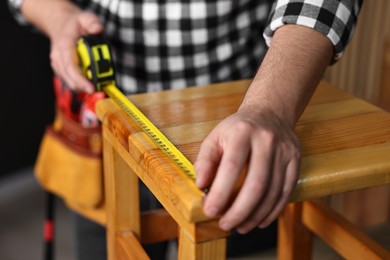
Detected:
left=77, top=12, right=103, bottom=34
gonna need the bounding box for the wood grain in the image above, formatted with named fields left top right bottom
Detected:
left=95, top=79, right=390, bottom=259
left=277, top=203, right=312, bottom=260
left=140, top=209, right=177, bottom=244
left=302, top=200, right=390, bottom=259
left=115, top=231, right=149, bottom=260
left=96, top=79, right=390, bottom=207
left=103, top=134, right=141, bottom=259
left=178, top=228, right=226, bottom=260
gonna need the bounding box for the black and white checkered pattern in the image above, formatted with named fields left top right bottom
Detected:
left=264, top=0, right=363, bottom=60
left=8, top=0, right=363, bottom=94
left=86, top=0, right=272, bottom=93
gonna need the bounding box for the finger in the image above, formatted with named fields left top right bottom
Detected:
left=50, top=53, right=61, bottom=77
left=52, top=49, right=76, bottom=90
left=218, top=137, right=272, bottom=231
left=57, top=48, right=78, bottom=91
left=258, top=157, right=300, bottom=228
left=50, top=40, right=79, bottom=90
left=78, top=12, right=103, bottom=34
left=194, top=134, right=222, bottom=189
left=61, top=45, right=94, bottom=93
left=236, top=144, right=287, bottom=234
left=203, top=129, right=251, bottom=218
left=50, top=49, right=67, bottom=80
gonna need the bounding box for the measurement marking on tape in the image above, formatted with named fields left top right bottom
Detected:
left=77, top=36, right=195, bottom=181
left=103, top=84, right=196, bottom=180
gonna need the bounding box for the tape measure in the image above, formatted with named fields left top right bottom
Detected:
left=77, top=35, right=196, bottom=180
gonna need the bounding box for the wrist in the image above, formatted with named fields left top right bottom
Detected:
left=238, top=88, right=297, bottom=130
left=21, top=0, right=81, bottom=38
left=240, top=25, right=333, bottom=128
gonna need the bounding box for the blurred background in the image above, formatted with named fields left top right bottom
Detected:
left=1, top=0, right=389, bottom=259
left=0, top=0, right=54, bottom=177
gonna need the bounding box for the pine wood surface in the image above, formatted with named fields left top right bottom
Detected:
left=178, top=228, right=226, bottom=260
left=75, top=1, right=390, bottom=231
left=102, top=127, right=229, bottom=243
left=277, top=203, right=312, bottom=260
left=277, top=200, right=390, bottom=260
left=302, top=200, right=390, bottom=259
left=103, top=135, right=141, bottom=259
left=95, top=79, right=390, bottom=259
left=115, top=231, right=149, bottom=260
left=96, top=79, right=390, bottom=213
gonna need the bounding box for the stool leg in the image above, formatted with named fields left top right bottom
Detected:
left=278, top=203, right=312, bottom=260
left=178, top=228, right=226, bottom=260
left=302, top=200, right=390, bottom=259
left=103, top=137, right=141, bottom=260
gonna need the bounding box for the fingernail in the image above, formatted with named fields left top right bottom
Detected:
left=193, top=162, right=200, bottom=174
left=195, top=177, right=202, bottom=187
left=259, top=222, right=268, bottom=229
left=85, top=83, right=95, bottom=93
left=90, top=22, right=102, bottom=32
left=84, top=87, right=93, bottom=94
left=219, top=221, right=231, bottom=231
left=205, top=206, right=218, bottom=217
left=236, top=227, right=249, bottom=234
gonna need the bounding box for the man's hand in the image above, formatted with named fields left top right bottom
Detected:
left=194, top=24, right=333, bottom=233
left=21, top=0, right=103, bottom=93
left=49, top=11, right=103, bottom=93
left=195, top=108, right=300, bottom=234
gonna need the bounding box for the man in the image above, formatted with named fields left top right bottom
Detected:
left=9, top=0, right=363, bottom=258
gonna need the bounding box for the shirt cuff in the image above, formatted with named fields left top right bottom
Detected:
left=8, top=0, right=31, bottom=26
left=263, top=0, right=363, bottom=61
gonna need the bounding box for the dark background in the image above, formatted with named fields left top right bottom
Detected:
left=0, top=1, right=54, bottom=177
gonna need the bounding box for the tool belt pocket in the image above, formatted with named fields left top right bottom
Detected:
left=34, top=111, right=103, bottom=209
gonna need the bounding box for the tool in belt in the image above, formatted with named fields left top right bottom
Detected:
left=43, top=34, right=197, bottom=260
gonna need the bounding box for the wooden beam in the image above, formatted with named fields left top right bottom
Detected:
left=115, top=231, right=149, bottom=260
left=302, top=200, right=390, bottom=259
left=277, top=203, right=312, bottom=260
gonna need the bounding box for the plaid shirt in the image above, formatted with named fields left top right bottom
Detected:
left=9, top=0, right=363, bottom=94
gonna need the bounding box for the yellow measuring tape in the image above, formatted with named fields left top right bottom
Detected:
left=77, top=35, right=196, bottom=180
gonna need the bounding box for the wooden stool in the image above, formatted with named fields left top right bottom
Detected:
left=279, top=201, right=390, bottom=259
left=95, top=80, right=390, bottom=259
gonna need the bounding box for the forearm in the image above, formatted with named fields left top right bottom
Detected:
left=241, top=24, right=333, bottom=128
left=21, top=0, right=81, bottom=39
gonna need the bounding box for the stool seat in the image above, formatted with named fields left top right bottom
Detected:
left=94, top=80, right=390, bottom=259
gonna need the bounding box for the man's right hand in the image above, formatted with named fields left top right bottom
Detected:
left=49, top=11, right=103, bottom=93
left=21, top=0, right=103, bottom=93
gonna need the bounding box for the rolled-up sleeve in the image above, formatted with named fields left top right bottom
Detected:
left=8, top=0, right=31, bottom=26
left=263, top=0, right=364, bottom=61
